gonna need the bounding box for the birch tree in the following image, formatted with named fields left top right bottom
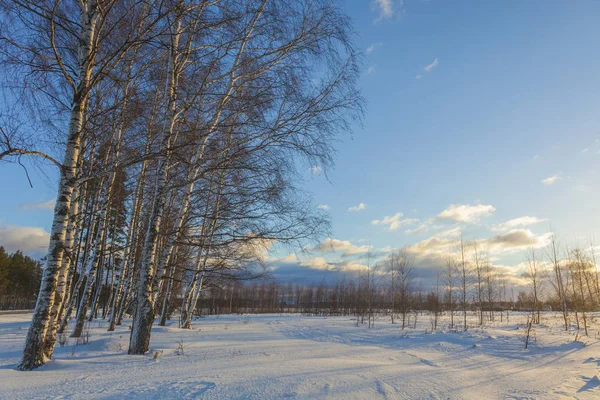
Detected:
left=128, top=0, right=361, bottom=351
left=524, top=247, right=542, bottom=324
left=456, top=235, right=472, bottom=331
left=0, top=0, right=168, bottom=369
left=545, top=232, right=568, bottom=331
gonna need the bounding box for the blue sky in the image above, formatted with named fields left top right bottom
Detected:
left=271, top=0, right=600, bottom=285
left=1, top=0, right=599, bottom=288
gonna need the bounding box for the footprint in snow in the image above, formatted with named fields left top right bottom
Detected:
left=404, top=352, right=439, bottom=367
left=375, top=379, right=398, bottom=399
left=174, top=381, right=217, bottom=398
left=419, top=358, right=438, bottom=367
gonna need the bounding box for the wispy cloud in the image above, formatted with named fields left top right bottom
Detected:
left=415, top=74, right=422, bottom=80
left=0, top=224, right=50, bottom=254
left=424, top=57, right=439, bottom=72
left=268, top=227, right=554, bottom=288
left=483, top=229, right=552, bottom=254
left=371, top=212, right=418, bottom=231
left=493, top=216, right=547, bottom=232
left=367, top=66, right=376, bottom=75
left=404, top=223, right=429, bottom=235
left=366, top=42, right=382, bottom=54
left=438, top=226, right=462, bottom=238
left=19, top=199, right=55, bottom=211
left=541, top=174, right=561, bottom=186
left=373, top=0, right=394, bottom=20
left=404, top=229, right=550, bottom=260
left=311, top=238, right=371, bottom=257
left=310, top=165, right=322, bottom=174
left=317, top=204, right=329, bottom=210
left=436, top=203, right=495, bottom=223
left=348, top=202, right=367, bottom=212
left=300, top=257, right=367, bottom=273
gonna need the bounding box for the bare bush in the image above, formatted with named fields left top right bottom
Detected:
left=81, top=325, right=92, bottom=345
left=57, top=332, right=68, bottom=348
left=175, top=339, right=186, bottom=356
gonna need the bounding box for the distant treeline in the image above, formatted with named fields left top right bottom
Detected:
left=3, top=243, right=597, bottom=336
left=0, top=247, right=42, bottom=310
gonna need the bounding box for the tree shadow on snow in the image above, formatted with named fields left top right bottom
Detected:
left=577, top=375, right=600, bottom=393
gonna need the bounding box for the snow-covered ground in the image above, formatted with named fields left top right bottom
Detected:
left=1, top=312, right=599, bottom=399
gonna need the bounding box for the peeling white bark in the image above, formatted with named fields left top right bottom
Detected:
left=19, top=1, right=98, bottom=370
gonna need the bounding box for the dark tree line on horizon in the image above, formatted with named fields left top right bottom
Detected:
left=3, top=238, right=598, bottom=338
left=0, top=247, right=42, bottom=310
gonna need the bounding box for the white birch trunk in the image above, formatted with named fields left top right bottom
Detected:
left=158, top=250, right=177, bottom=326
left=19, top=1, right=98, bottom=370
left=128, top=14, right=182, bottom=354
left=71, top=211, right=108, bottom=337
left=58, top=202, right=100, bottom=334
left=108, top=154, right=148, bottom=330
left=43, top=178, right=82, bottom=356
left=56, top=172, right=89, bottom=334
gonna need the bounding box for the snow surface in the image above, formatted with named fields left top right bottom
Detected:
left=1, top=312, right=600, bottom=399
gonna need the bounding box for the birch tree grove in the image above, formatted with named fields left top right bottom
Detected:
left=0, top=0, right=362, bottom=368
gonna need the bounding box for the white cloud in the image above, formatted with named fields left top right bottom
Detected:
left=276, top=253, right=298, bottom=263
left=541, top=174, right=561, bottom=185
left=0, top=225, right=50, bottom=254
left=348, top=202, right=367, bottom=212
left=481, top=229, right=551, bottom=254
left=438, top=226, right=462, bottom=238
left=366, top=42, right=382, bottom=54
left=236, top=235, right=276, bottom=261
left=294, top=256, right=366, bottom=272
left=371, top=212, right=419, bottom=231
left=403, top=229, right=551, bottom=263
left=373, top=0, right=394, bottom=20
left=271, top=228, right=552, bottom=288
left=404, top=236, right=454, bottom=259
left=19, top=199, right=55, bottom=211
left=493, top=216, right=547, bottom=232
left=404, top=223, right=429, bottom=235
left=299, top=256, right=367, bottom=273
left=415, top=74, right=422, bottom=80
left=582, top=148, right=589, bottom=153
left=300, top=256, right=333, bottom=271
left=436, top=203, right=496, bottom=223
left=424, top=57, right=439, bottom=72
left=317, top=204, right=329, bottom=210
left=335, top=260, right=369, bottom=272
left=311, top=238, right=371, bottom=257
left=367, top=66, right=376, bottom=74
left=310, top=165, right=322, bottom=174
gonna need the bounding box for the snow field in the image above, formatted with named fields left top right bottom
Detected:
left=1, top=312, right=599, bottom=399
